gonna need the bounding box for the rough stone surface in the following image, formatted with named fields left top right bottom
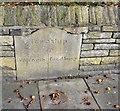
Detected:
left=0, top=6, right=4, bottom=26
left=2, top=70, right=16, bottom=82
left=0, top=51, right=14, bottom=57
left=81, top=6, right=89, bottom=25
left=15, top=28, right=82, bottom=80
left=0, top=57, right=15, bottom=70
left=85, top=32, right=112, bottom=39
left=102, top=25, right=119, bottom=32
left=116, top=39, right=120, bottom=43
left=81, top=50, right=109, bottom=57
left=38, top=78, right=99, bottom=109
left=64, top=27, right=88, bottom=34
left=0, top=36, right=13, bottom=45
left=95, top=44, right=119, bottom=50
left=113, top=33, right=120, bottom=39
left=80, top=58, right=101, bottom=65
left=2, top=82, right=40, bottom=109
left=81, top=44, right=93, bottom=50
left=2, top=82, right=25, bottom=109
left=83, top=39, right=115, bottom=44
left=89, top=6, right=96, bottom=25
left=96, top=6, right=104, bottom=25
left=0, top=28, right=10, bottom=35
left=109, top=6, right=116, bottom=25
left=85, top=74, right=118, bottom=109
left=110, top=50, right=120, bottom=56
left=80, top=64, right=117, bottom=71
left=101, top=57, right=119, bottom=64
left=0, top=46, right=14, bottom=51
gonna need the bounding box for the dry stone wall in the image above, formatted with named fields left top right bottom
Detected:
left=0, top=3, right=119, bottom=80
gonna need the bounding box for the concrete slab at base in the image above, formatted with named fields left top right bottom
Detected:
left=38, top=78, right=99, bottom=109
left=2, top=82, right=40, bottom=109
left=85, top=74, right=119, bottom=109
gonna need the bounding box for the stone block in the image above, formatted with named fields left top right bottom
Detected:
left=0, top=46, right=14, bottom=51
left=0, top=57, right=15, bottom=70
left=113, top=33, right=120, bottom=39
left=110, top=50, right=120, bottom=56
left=80, top=58, right=101, bottom=65
left=50, top=6, right=57, bottom=26
left=88, top=25, right=101, bottom=31
left=95, top=6, right=104, bottom=25
left=84, top=32, right=112, bottom=39
left=80, top=64, right=116, bottom=71
left=0, top=51, right=14, bottom=57
left=103, top=6, right=110, bottom=24
left=116, top=39, right=120, bottom=43
left=108, top=6, right=116, bottom=25
left=0, top=6, right=4, bottom=26
left=77, top=27, right=88, bottom=33
left=89, top=6, right=96, bottom=24
left=101, top=57, right=119, bottom=64
left=57, top=6, right=68, bottom=26
left=83, top=39, right=115, bottom=44
left=75, top=6, right=82, bottom=26
left=0, top=28, right=10, bottom=35
left=95, top=44, right=119, bottom=50
left=68, top=6, right=75, bottom=25
left=81, top=50, right=109, bottom=57
left=81, top=6, right=89, bottom=25
left=64, top=27, right=88, bottom=34
left=4, top=6, right=16, bottom=26
left=102, top=25, right=120, bottom=32
left=0, top=36, right=13, bottom=45
left=81, top=44, right=93, bottom=50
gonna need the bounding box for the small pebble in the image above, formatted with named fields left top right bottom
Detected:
left=114, top=105, right=120, bottom=108
left=106, top=87, right=111, bottom=91
left=97, top=79, right=103, bottom=83
left=31, top=95, right=35, bottom=100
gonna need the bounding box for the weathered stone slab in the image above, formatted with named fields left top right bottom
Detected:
left=2, top=82, right=40, bottom=109
left=85, top=74, right=118, bottom=109
left=83, top=39, right=115, bottom=43
left=0, top=51, right=14, bottom=57
left=101, top=57, right=119, bottom=64
left=81, top=6, right=89, bottom=25
left=102, top=25, right=120, bottom=32
left=0, top=36, right=13, bottom=46
left=80, top=64, right=117, bottom=71
left=57, top=6, right=68, bottom=26
left=0, top=57, right=15, bottom=70
left=2, top=70, right=16, bottom=82
left=0, top=6, right=4, bottom=26
left=0, top=46, right=14, bottom=51
left=89, top=6, right=97, bottom=25
left=113, top=33, right=120, bottom=39
left=38, top=78, right=99, bottom=109
left=85, top=32, right=112, bottom=39
left=95, top=44, right=119, bottom=50
left=80, top=57, right=101, bottom=65
left=81, top=50, right=109, bottom=57
left=96, top=6, right=104, bottom=25
left=81, top=44, right=93, bottom=50
left=15, top=28, right=82, bottom=80
left=110, top=50, right=120, bottom=56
